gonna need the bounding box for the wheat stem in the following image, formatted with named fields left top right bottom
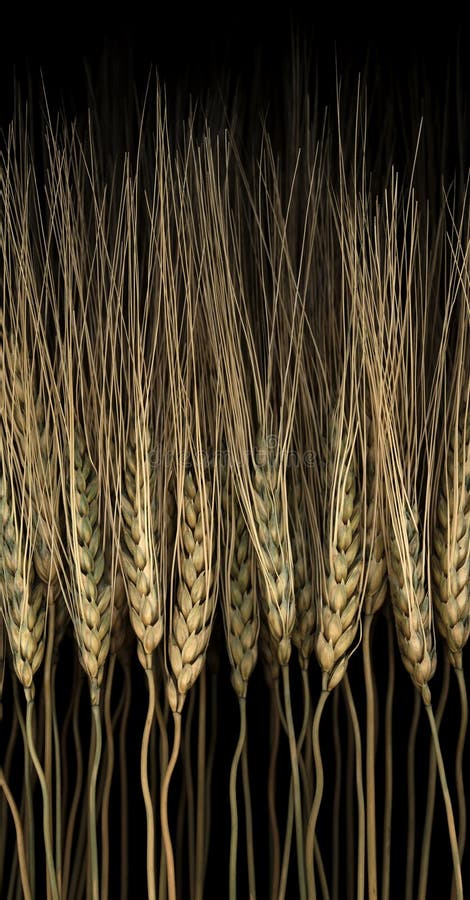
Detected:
left=43, top=601, right=55, bottom=900
left=0, top=767, right=32, bottom=900
left=7, top=839, right=19, bottom=900
left=343, top=673, right=365, bottom=900
left=59, top=661, right=76, bottom=876
left=142, top=667, right=157, bottom=900
left=161, top=711, right=182, bottom=900
left=454, top=666, right=468, bottom=864
left=425, top=702, right=463, bottom=900
left=362, top=613, right=378, bottom=900
left=279, top=775, right=294, bottom=900
left=299, top=669, right=312, bottom=807
left=155, top=677, right=169, bottom=900
left=25, top=700, right=59, bottom=900
left=346, top=688, right=355, bottom=900
left=150, top=699, right=158, bottom=851
left=306, top=687, right=329, bottom=900
left=100, top=652, right=117, bottom=900
left=241, top=704, right=256, bottom=899
left=195, top=667, right=207, bottom=900
left=62, top=671, right=84, bottom=900
left=417, top=654, right=450, bottom=900
left=0, top=709, right=19, bottom=885
left=282, top=664, right=307, bottom=900
left=381, top=612, right=394, bottom=900
left=229, top=697, right=247, bottom=900
left=51, top=660, right=62, bottom=895
left=203, top=669, right=218, bottom=881
left=268, top=689, right=281, bottom=900
left=14, top=682, right=35, bottom=894
left=180, top=688, right=196, bottom=900
left=89, top=704, right=102, bottom=900
left=405, top=688, right=421, bottom=900
left=119, top=658, right=132, bottom=900
left=331, top=688, right=341, bottom=900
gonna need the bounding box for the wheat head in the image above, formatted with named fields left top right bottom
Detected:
left=432, top=401, right=470, bottom=669
left=67, top=424, right=111, bottom=706
left=252, top=433, right=294, bottom=667
left=315, top=441, right=363, bottom=692
left=222, top=469, right=259, bottom=698
left=167, top=469, right=216, bottom=714
left=120, top=419, right=163, bottom=670
left=389, top=505, right=436, bottom=705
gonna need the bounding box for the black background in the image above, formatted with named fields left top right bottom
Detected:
left=0, top=5, right=467, bottom=125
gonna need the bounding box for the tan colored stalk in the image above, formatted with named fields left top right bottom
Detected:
left=0, top=766, right=32, bottom=900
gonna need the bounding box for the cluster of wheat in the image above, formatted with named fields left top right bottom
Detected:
left=1, top=53, right=469, bottom=900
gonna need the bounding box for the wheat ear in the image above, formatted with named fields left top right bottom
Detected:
left=432, top=401, right=470, bottom=669
left=0, top=476, right=45, bottom=702
left=315, top=449, right=363, bottom=694
left=67, top=423, right=111, bottom=706
left=389, top=506, right=435, bottom=705
left=121, top=419, right=163, bottom=670
left=223, top=472, right=259, bottom=700
left=253, top=433, right=294, bottom=666
left=167, top=469, right=215, bottom=714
